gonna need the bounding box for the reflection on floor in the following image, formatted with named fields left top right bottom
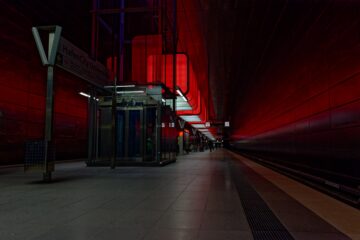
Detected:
left=0, top=149, right=358, bottom=240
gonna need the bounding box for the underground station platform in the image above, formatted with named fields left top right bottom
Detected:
left=0, top=149, right=359, bottom=240
left=2, top=2, right=360, bottom=239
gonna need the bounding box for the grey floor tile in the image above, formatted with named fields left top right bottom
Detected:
left=112, top=209, right=164, bottom=228
left=99, top=196, right=145, bottom=211
left=135, top=197, right=175, bottom=211
left=177, top=191, right=209, bottom=201
left=200, top=212, right=250, bottom=231
left=66, top=208, right=120, bottom=227
left=27, top=207, right=88, bottom=225
left=93, top=226, right=149, bottom=240
left=0, top=223, right=54, bottom=240
left=143, top=229, right=198, bottom=240
left=197, top=230, right=253, bottom=240
left=170, top=199, right=207, bottom=211
left=0, top=151, right=254, bottom=240
left=156, top=210, right=205, bottom=230
left=33, top=224, right=102, bottom=240
left=205, top=198, right=243, bottom=212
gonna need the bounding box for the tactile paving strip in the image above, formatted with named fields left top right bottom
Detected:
left=229, top=159, right=294, bottom=240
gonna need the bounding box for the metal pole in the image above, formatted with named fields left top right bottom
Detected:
left=45, top=66, right=54, bottom=142
left=172, top=0, right=177, bottom=112
left=95, top=0, right=100, bottom=59
left=89, top=0, right=98, bottom=164
left=31, top=26, right=61, bottom=181
left=119, top=0, right=125, bottom=82
left=110, top=0, right=118, bottom=169
left=111, top=86, right=117, bottom=169
left=87, top=88, right=97, bottom=164
left=87, top=94, right=92, bottom=163
left=111, top=0, right=124, bottom=169
left=43, top=65, right=54, bottom=181
left=95, top=103, right=99, bottom=159
left=91, top=0, right=98, bottom=59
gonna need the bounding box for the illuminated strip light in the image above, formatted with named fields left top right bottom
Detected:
left=191, top=124, right=206, bottom=128
left=104, top=84, right=136, bottom=88
left=177, top=106, right=192, bottom=111
left=117, top=90, right=145, bottom=94
left=79, top=92, right=90, bottom=98
left=202, top=132, right=215, bottom=140
left=180, top=115, right=202, bottom=122
left=79, top=92, right=99, bottom=101
left=198, top=129, right=210, bottom=132
left=177, top=102, right=190, bottom=107
left=162, top=98, right=166, bottom=103
left=165, top=98, right=192, bottom=111
left=176, top=89, right=187, bottom=102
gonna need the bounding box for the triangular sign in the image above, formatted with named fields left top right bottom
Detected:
left=178, top=119, right=186, bottom=129
left=32, top=26, right=62, bottom=66
left=192, top=128, right=197, bottom=135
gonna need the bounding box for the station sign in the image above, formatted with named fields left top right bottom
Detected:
left=56, top=37, right=109, bottom=87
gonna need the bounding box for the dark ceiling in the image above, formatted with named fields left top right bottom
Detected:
left=5, top=0, right=359, bottom=128
left=206, top=0, right=335, bottom=122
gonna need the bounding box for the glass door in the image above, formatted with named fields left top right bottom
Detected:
left=127, top=109, right=142, bottom=159
left=145, top=107, right=157, bottom=161
left=116, top=110, right=125, bottom=158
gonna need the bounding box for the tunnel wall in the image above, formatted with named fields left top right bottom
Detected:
left=0, top=4, right=89, bottom=164
left=232, top=2, right=360, bottom=180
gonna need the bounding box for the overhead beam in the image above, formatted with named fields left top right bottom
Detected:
left=90, top=7, right=157, bottom=15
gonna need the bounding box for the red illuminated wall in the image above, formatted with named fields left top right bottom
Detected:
left=131, top=34, right=207, bottom=120
left=0, top=4, right=89, bottom=164
left=176, top=0, right=214, bottom=120
left=232, top=3, right=360, bottom=179
left=131, top=0, right=215, bottom=122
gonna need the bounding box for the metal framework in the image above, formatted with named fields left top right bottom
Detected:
left=88, top=0, right=177, bottom=168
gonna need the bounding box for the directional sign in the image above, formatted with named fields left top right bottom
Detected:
left=178, top=119, right=186, bottom=129
left=31, top=25, right=62, bottom=181
left=32, top=26, right=62, bottom=66
left=192, top=128, right=197, bottom=135
left=56, top=37, right=109, bottom=86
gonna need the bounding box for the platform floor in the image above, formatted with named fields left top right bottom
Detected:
left=0, top=149, right=359, bottom=240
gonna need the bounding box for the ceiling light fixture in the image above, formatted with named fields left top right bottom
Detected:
left=117, top=90, right=145, bottom=94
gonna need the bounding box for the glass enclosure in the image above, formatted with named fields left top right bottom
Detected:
left=87, top=86, right=177, bottom=166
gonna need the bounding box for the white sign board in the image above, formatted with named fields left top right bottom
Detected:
left=56, top=37, right=109, bottom=86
